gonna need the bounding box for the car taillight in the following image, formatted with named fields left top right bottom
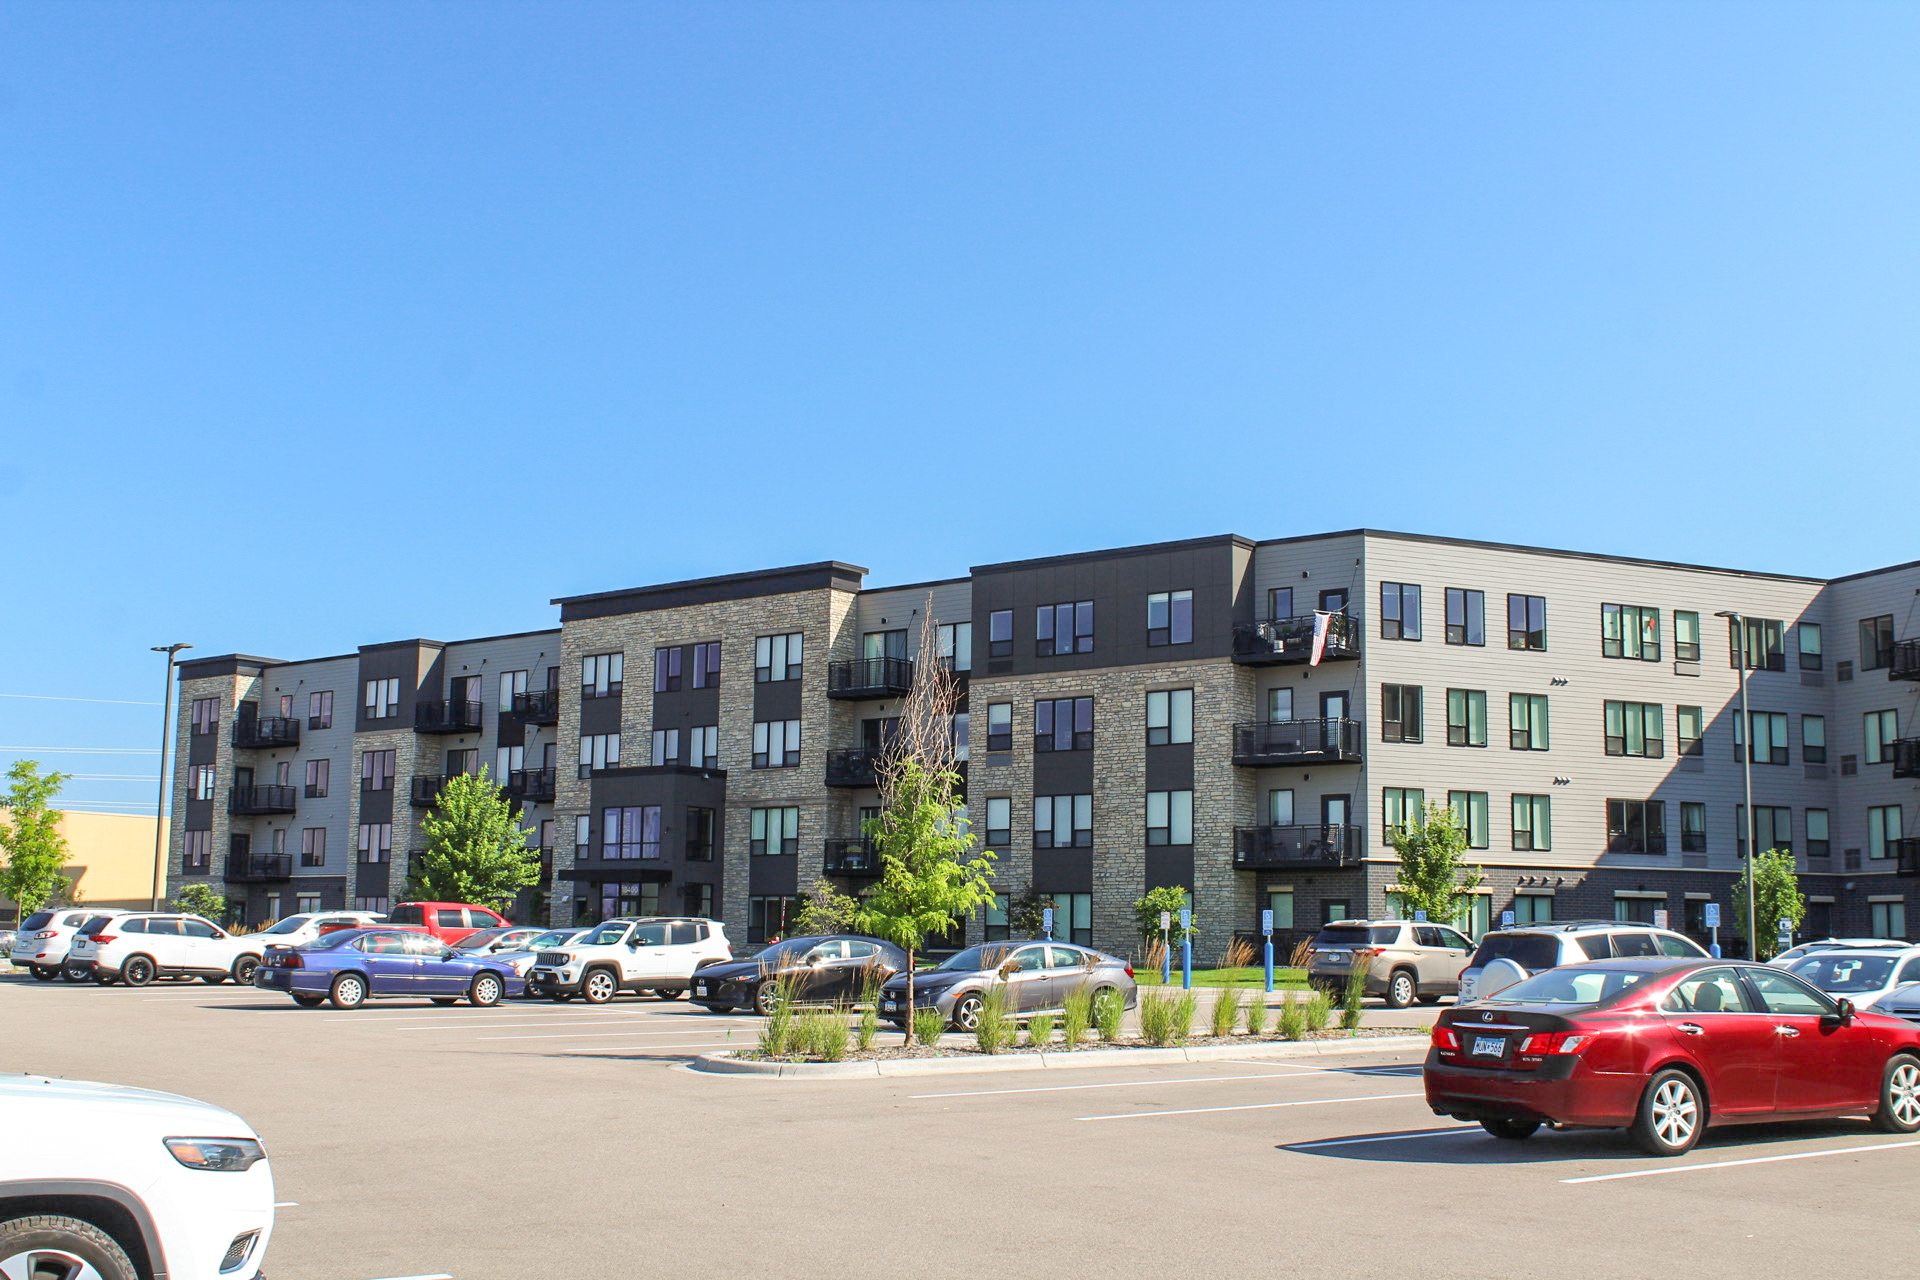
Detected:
left=90, top=934, right=115, bottom=946
left=283, top=954, right=303, bottom=969
left=1432, top=1025, right=1460, bottom=1051
left=1124, top=964, right=1134, bottom=979
left=32, top=930, right=56, bottom=940
left=1517, top=1032, right=1591, bottom=1056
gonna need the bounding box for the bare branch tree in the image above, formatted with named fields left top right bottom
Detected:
left=878, top=598, right=958, bottom=789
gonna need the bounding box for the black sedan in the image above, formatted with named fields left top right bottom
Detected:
left=690, top=935, right=909, bottom=1014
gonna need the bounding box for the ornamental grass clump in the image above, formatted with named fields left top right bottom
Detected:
left=1304, top=989, right=1333, bottom=1033
left=758, top=971, right=804, bottom=1056
left=1138, top=989, right=1177, bottom=1047
left=1210, top=985, right=1243, bottom=1039
left=1219, top=937, right=1257, bottom=973
left=1026, top=1011, right=1055, bottom=1048
left=1168, top=989, right=1198, bottom=1045
left=1094, top=987, right=1125, bottom=1043
left=1060, top=986, right=1092, bottom=1049
left=800, top=1006, right=849, bottom=1062
left=1244, top=993, right=1271, bottom=1038
left=856, top=976, right=881, bottom=1052
left=912, top=1006, right=947, bottom=1051
left=974, top=984, right=1014, bottom=1054
left=1341, top=957, right=1368, bottom=1031
left=1277, top=993, right=1306, bottom=1040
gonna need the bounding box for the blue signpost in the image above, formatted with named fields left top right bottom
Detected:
left=1261, top=909, right=1275, bottom=992
left=1180, top=907, right=1192, bottom=990
left=1042, top=906, right=1054, bottom=942
left=1160, top=911, right=1172, bottom=984
left=1501, top=910, right=1515, bottom=929
left=1705, top=902, right=1722, bottom=958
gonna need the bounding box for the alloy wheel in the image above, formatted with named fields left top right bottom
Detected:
left=0, top=1247, right=108, bottom=1280
left=1891, top=1063, right=1920, bottom=1127
left=953, top=995, right=983, bottom=1032
left=1651, top=1078, right=1698, bottom=1147
left=473, top=975, right=501, bottom=1006
left=584, top=971, right=617, bottom=1003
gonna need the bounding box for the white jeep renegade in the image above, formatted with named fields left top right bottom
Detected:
left=527, top=917, right=731, bottom=1003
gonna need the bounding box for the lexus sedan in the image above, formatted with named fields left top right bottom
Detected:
left=1425, top=957, right=1920, bottom=1156
left=877, top=940, right=1136, bottom=1032
left=254, top=927, right=525, bottom=1009
left=691, top=935, right=909, bottom=1014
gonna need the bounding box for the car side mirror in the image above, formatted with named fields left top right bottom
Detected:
left=1833, top=997, right=1856, bottom=1025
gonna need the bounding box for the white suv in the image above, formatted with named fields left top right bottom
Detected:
left=1457, top=920, right=1709, bottom=1002
left=9, top=908, right=129, bottom=981
left=0, top=1074, right=274, bottom=1279
left=251, top=910, right=388, bottom=950
left=528, top=917, right=731, bottom=1003
left=70, top=913, right=268, bottom=987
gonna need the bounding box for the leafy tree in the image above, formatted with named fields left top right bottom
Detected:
left=1385, top=802, right=1481, bottom=925
left=1133, top=884, right=1197, bottom=944
left=171, top=882, right=229, bottom=923
left=1005, top=882, right=1047, bottom=937
left=409, top=769, right=540, bottom=911
left=793, top=877, right=860, bottom=936
left=1734, top=849, right=1806, bottom=961
left=0, top=761, right=72, bottom=924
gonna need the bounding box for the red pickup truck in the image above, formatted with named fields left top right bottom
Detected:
left=386, top=902, right=509, bottom=945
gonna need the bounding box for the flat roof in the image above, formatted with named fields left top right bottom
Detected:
left=553, top=561, right=868, bottom=621
left=1257, top=527, right=1828, bottom=585
left=971, top=533, right=1255, bottom=576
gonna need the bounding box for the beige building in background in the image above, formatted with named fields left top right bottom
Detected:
left=1, top=810, right=159, bottom=916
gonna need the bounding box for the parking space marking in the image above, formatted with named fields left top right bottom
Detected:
left=1560, top=1137, right=1920, bottom=1184
left=476, top=1027, right=744, bottom=1041
left=1285, top=1127, right=1477, bottom=1150
left=274, top=1201, right=299, bottom=1207
left=910, top=1072, right=1295, bottom=1099
left=560, top=1043, right=738, bottom=1053
left=358, top=1273, right=452, bottom=1279
left=390, top=1017, right=755, bottom=1032
left=1218, top=1059, right=1421, bottom=1076
left=1077, top=1091, right=1423, bottom=1122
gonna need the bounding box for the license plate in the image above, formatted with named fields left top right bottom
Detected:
left=882, top=1000, right=899, bottom=1011
left=695, top=983, right=708, bottom=996
left=1323, top=951, right=1347, bottom=964
left=1471, top=1035, right=1506, bottom=1058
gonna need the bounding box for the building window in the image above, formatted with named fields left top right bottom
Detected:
left=937, top=622, right=973, bottom=673
left=1736, top=805, right=1793, bottom=857
left=1606, top=799, right=1667, bottom=854
left=1674, top=611, right=1701, bottom=662
left=1034, top=697, right=1093, bottom=752
left=1446, top=689, right=1487, bottom=747
left=1509, top=694, right=1549, bottom=751
left=602, top=806, right=662, bottom=860
left=578, top=733, right=620, bottom=778
left=1603, top=701, right=1664, bottom=758
left=182, top=829, right=211, bottom=870
left=1380, top=685, right=1423, bottom=744
left=575, top=815, right=591, bottom=858
left=985, top=702, right=1012, bottom=753
left=1872, top=901, right=1908, bottom=940
left=751, top=807, right=799, bottom=856
left=1512, top=794, right=1551, bottom=851
left=493, top=745, right=522, bottom=780
left=1601, top=604, right=1661, bottom=661
left=1145, top=790, right=1193, bottom=846
left=1673, top=705, right=1703, bottom=757
left=1866, top=710, right=1900, bottom=765
left=1146, top=591, right=1193, bottom=646
left=1267, top=587, right=1294, bottom=620
left=1508, top=595, right=1547, bottom=651
left=299, top=828, right=326, bottom=867
left=1445, top=588, right=1485, bottom=646
left=653, top=647, right=682, bottom=693
left=1513, top=894, right=1553, bottom=924
left=190, top=697, right=219, bottom=734
left=1146, top=689, right=1194, bottom=746
left=354, top=896, right=390, bottom=914
left=692, top=642, right=721, bottom=688
left=1036, top=892, right=1094, bottom=946
left=1869, top=806, right=1904, bottom=860
left=1380, top=583, right=1422, bottom=641
left=984, top=895, right=1010, bottom=941
left=307, top=691, right=333, bottom=729
left=581, top=652, right=624, bottom=698
left=687, top=725, right=718, bottom=769
left=357, top=823, right=391, bottom=863
left=1381, top=787, right=1425, bottom=844
left=1448, top=791, right=1490, bottom=849
left=988, top=610, right=1013, bottom=659
left=364, top=678, right=401, bottom=719
left=1801, top=715, right=1826, bottom=764
left=498, top=670, right=527, bottom=711
left=1733, top=711, right=1790, bottom=766
left=303, top=758, right=329, bottom=798
left=650, top=729, right=681, bottom=767
left=754, top=633, right=803, bottom=683
left=752, top=719, right=801, bottom=768
left=187, top=765, right=216, bottom=801
left=1861, top=615, right=1896, bottom=671
left=1034, top=794, right=1093, bottom=848
left=1797, top=623, right=1822, bottom=671
left=865, top=630, right=908, bottom=663
left=1730, top=618, right=1786, bottom=671
left=951, top=713, right=969, bottom=762
left=747, top=896, right=800, bottom=944
left=1036, top=601, right=1094, bottom=657
left=1681, top=802, right=1707, bottom=853
left=1806, top=809, right=1830, bottom=858
left=1267, top=788, right=1295, bottom=826
left=984, top=797, right=1011, bottom=847
left=360, top=750, right=395, bottom=792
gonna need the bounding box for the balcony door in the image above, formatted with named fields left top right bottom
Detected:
left=864, top=630, right=908, bottom=661
left=861, top=717, right=899, bottom=752
left=1319, top=692, right=1348, bottom=750
left=446, top=749, right=478, bottom=778
left=234, top=766, right=254, bottom=790
left=1321, top=794, right=1350, bottom=840
left=452, top=675, right=483, bottom=706
left=1319, top=590, right=1349, bottom=614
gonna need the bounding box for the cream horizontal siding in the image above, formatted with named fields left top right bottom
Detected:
left=855, top=580, right=971, bottom=644
left=1823, top=565, right=1920, bottom=873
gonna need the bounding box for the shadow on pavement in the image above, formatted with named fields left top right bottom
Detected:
left=1284, top=1117, right=1881, bottom=1165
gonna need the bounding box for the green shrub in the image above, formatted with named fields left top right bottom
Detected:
left=1210, top=986, right=1243, bottom=1038
left=1278, top=993, right=1306, bottom=1040
left=799, top=1006, right=849, bottom=1062
left=1060, top=986, right=1092, bottom=1049
left=974, top=984, right=1014, bottom=1054
left=1342, top=959, right=1368, bottom=1031
left=1027, top=1012, right=1055, bottom=1048
left=912, top=1006, right=947, bottom=1050
left=1305, top=988, right=1333, bottom=1032
left=1244, top=994, right=1270, bottom=1038
left=1140, top=989, right=1197, bottom=1047
left=759, top=971, right=803, bottom=1056
left=1169, top=989, right=1198, bottom=1045
left=856, top=976, right=881, bottom=1052
left=1094, top=986, right=1126, bottom=1043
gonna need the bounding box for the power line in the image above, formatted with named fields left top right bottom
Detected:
left=0, top=693, right=161, bottom=707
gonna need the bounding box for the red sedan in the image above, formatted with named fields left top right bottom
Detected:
left=1424, top=957, right=1920, bottom=1155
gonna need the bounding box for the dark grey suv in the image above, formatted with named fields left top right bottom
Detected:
left=878, top=940, right=1136, bottom=1031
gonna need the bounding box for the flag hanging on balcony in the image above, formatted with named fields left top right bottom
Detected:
left=1310, top=611, right=1332, bottom=667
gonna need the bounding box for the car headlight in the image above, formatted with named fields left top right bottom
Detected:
left=164, top=1137, right=268, bottom=1172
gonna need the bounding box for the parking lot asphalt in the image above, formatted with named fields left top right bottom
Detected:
left=7, top=971, right=1915, bottom=1280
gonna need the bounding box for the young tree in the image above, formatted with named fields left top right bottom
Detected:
left=0, top=761, right=72, bottom=924
left=1005, top=882, right=1048, bottom=937
left=850, top=606, right=998, bottom=1044
left=1734, top=849, right=1807, bottom=961
left=1386, top=802, right=1482, bottom=925
left=1132, top=885, right=1197, bottom=944
left=793, top=877, right=860, bottom=936
left=171, top=882, right=229, bottom=923
left=409, top=769, right=541, bottom=911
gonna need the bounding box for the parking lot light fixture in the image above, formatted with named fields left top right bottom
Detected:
left=150, top=643, right=192, bottom=911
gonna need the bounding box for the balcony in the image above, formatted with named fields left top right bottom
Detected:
left=1897, top=839, right=1920, bottom=878
left=231, top=716, right=300, bottom=750
left=512, top=688, right=561, bottom=724
left=826, top=749, right=884, bottom=788
left=415, top=699, right=484, bottom=735
left=224, top=853, right=293, bottom=883
left=828, top=656, right=915, bottom=700
left=1891, top=640, right=1920, bottom=682
left=506, top=767, right=557, bottom=803
left=1232, top=718, right=1364, bottom=767
left=1232, top=823, right=1365, bottom=870
left=823, top=838, right=884, bottom=878
left=227, top=785, right=297, bottom=815
left=1232, top=612, right=1361, bottom=666
left=410, top=775, right=446, bottom=808
left=1893, top=738, right=1920, bottom=780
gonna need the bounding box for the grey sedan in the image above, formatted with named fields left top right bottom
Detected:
left=878, top=940, right=1136, bottom=1032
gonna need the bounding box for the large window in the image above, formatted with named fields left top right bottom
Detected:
left=1801, top=715, right=1826, bottom=764
left=1606, top=799, right=1667, bottom=854
left=650, top=729, right=680, bottom=767
left=1267, top=788, right=1294, bottom=825
left=1508, top=595, right=1547, bottom=651
left=748, top=896, right=799, bottom=944
left=1871, top=901, right=1907, bottom=941
left=1861, top=615, right=1896, bottom=671
left=1146, top=790, right=1194, bottom=845
left=364, top=678, right=401, bottom=719
left=685, top=807, right=716, bottom=861
left=654, top=647, right=683, bottom=693
left=687, top=725, right=718, bottom=769
left=750, top=807, right=800, bottom=856
left=1448, top=790, right=1490, bottom=849
left=1509, top=693, right=1549, bottom=751
left=985, top=702, right=1012, bottom=753
left=356, top=822, right=391, bottom=863
left=191, top=697, right=219, bottom=734
left=1735, top=711, right=1790, bottom=766
left=1380, top=582, right=1422, bottom=641
left=1730, top=618, right=1785, bottom=671
left=1677, top=705, right=1704, bottom=757
left=360, top=750, right=395, bottom=791
left=307, top=690, right=333, bottom=729
left=578, top=733, right=620, bottom=778
left=1869, top=806, right=1904, bottom=860
left=988, top=610, right=1013, bottom=659
left=1736, top=805, right=1793, bottom=857
left=1601, top=604, right=1661, bottom=661
left=1037, top=601, right=1094, bottom=656
left=864, top=630, right=908, bottom=661
left=187, top=765, right=215, bottom=800
left=1035, top=697, right=1093, bottom=752
left=1381, top=787, right=1425, bottom=844
left=1147, top=591, right=1193, bottom=646
left=1512, top=794, right=1551, bottom=851
left=1680, top=802, right=1707, bottom=853
left=693, top=642, right=722, bottom=688
left=1446, top=689, right=1488, bottom=747
left=1513, top=894, right=1553, bottom=924
left=304, top=758, right=329, bottom=798
left=1445, top=588, right=1485, bottom=646
left=1381, top=684, right=1423, bottom=743
left=1798, top=623, right=1822, bottom=672
left=1268, top=587, right=1294, bottom=620
left=1674, top=611, right=1701, bottom=662
left=1037, top=892, right=1094, bottom=945
left=1604, top=701, right=1664, bottom=758
left=937, top=622, right=973, bottom=673
left=581, top=652, right=623, bottom=698
left=1866, top=710, right=1900, bottom=765
left=603, top=806, right=662, bottom=860
left=498, top=670, right=527, bottom=711
left=1034, top=794, right=1093, bottom=848
left=1146, top=689, right=1194, bottom=746
left=754, top=633, right=803, bottom=683
left=182, top=830, right=211, bottom=870
left=1267, top=687, right=1294, bottom=722
left=753, top=719, right=802, bottom=769
left=984, top=797, right=1012, bottom=847
left=299, top=828, right=326, bottom=867
left=1806, top=808, right=1830, bottom=858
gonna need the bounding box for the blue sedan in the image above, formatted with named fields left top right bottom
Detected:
left=254, top=927, right=527, bottom=1009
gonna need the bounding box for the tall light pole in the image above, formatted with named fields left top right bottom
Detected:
left=150, top=644, right=192, bottom=911
left=1716, top=612, right=1757, bottom=958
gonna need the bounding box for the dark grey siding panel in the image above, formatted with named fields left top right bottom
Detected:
left=1144, top=744, right=1194, bottom=790
left=555, top=562, right=867, bottom=620
left=1031, top=849, right=1093, bottom=893
left=579, top=696, right=622, bottom=736
left=188, top=734, right=218, bottom=766
left=355, top=863, right=395, bottom=897
left=654, top=686, right=721, bottom=731
left=753, top=678, right=804, bottom=721
left=748, top=857, right=798, bottom=896
left=1032, top=750, right=1094, bottom=796
left=360, top=789, right=393, bottom=824
left=185, top=800, right=214, bottom=830
left=1144, top=849, right=1194, bottom=890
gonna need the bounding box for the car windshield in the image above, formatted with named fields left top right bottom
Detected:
left=1468, top=934, right=1561, bottom=971
left=754, top=939, right=828, bottom=967
left=1311, top=925, right=1400, bottom=947
left=21, top=912, right=53, bottom=930
left=303, top=930, right=366, bottom=950
left=1483, top=966, right=1654, bottom=1006
left=579, top=923, right=631, bottom=946
left=522, top=930, right=577, bottom=950
left=933, top=944, right=1019, bottom=973
left=1791, top=954, right=1901, bottom=992
left=453, top=929, right=510, bottom=951
left=262, top=916, right=313, bottom=935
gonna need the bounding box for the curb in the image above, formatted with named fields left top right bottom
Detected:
left=688, top=1034, right=1432, bottom=1079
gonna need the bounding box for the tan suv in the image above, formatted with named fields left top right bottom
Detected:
left=1305, top=919, right=1473, bottom=1008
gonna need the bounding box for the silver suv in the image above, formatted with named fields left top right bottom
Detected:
left=1305, top=920, right=1474, bottom=1008
left=1458, top=920, right=1709, bottom=1003
left=527, top=917, right=731, bottom=1003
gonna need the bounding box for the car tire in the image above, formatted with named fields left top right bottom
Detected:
left=698, top=1002, right=736, bottom=1014
left=1418, top=994, right=1441, bottom=1006
left=203, top=972, right=227, bottom=985
left=951, top=992, right=985, bottom=1033
left=1630, top=1069, right=1705, bottom=1156
left=329, top=972, right=368, bottom=1010
left=29, top=965, right=56, bottom=982
left=551, top=991, right=574, bottom=1003
left=121, top=955, right=156, bottom=987
left=1871, top=1054, right=1920, bottom=1133
left=0, top=1212, right=138, bottom=1280
left=62, top=964, right=89, bottom=982
left=233, top=955, right=260, bottom=985
left=431, top=997, right=458, bottom=1006
left=1090, top=985, right=1123, bottom=1023
left=754, top=980, right=783, bottom=1016
left=654, top=987, right=684, bottom=1001
left=582, top=968, right=619, bottom=1004
left=1385, top=969, right=1417, bottom=1010
left=93, top=973, right=115, bottom=986
left=470, top=972, right=504, bottom=1007
left=1480, top=1118, right=1540, bottom=1141
left=293, top=994, right=325, bottom=1008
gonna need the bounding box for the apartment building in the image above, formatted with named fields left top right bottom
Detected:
left=165, top=531, right=1920, bottom=959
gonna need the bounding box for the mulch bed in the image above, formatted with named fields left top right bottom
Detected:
left=738, top=1026, right=1420, bottom=1064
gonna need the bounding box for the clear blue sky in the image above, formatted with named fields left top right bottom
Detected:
left=4, top=4, right=1917, bottom=813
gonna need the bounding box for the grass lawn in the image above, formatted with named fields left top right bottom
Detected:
left=1134, top=965, right=1312, bottom=989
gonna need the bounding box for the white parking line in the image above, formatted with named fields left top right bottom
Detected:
left=274, top=1201, right=299, bottom=1207
left=1560, top=1138, right=1920, bottom=1184
left=1286, top=1127, right=1477, bottom=1150
left=385, top=1016, right=759, bottom=1032
left=476, top=1028, right=748, bottom=1041
left=1077, top=1091, right=1424, bottom=1122
left=911, top=1073, right=1295, bottom=1099
left=559, top=1043, right=739, bottom=1053
left=358, top=1273, right=452, bottom=1279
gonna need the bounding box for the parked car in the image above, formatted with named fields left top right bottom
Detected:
left=1785, top=946, right=1920, bottom=1011
left=384, top=901, right=509, bottom=945
left=876, top=940, right=1136, bottom=1032
left=1304, top=919, right=1474, bottom=1008
left=252, top=910, right=389, bottom=950
left=69, top=913, right=267, bottom=987
left=1457, top=920, right=1709, bottom=1003
left=450, top=925, right=550, bottom=956
left=488, top=927, right=594, bottom=980
left=527, top=917, right=731, bottom=1003
left=691, top=935, right=910, bottom=1014
left=254, top=926, right=526, bottom=1009
left=1425, top=956, right=1920, bottom=1155
left=8, top=908, right=129, bottom=980
left=0, top=1073, right=275, bottom=1279
left=1770, top=937, right=1908, bottom=967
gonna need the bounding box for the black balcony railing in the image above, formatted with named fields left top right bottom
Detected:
left=1232, top=824, right=1364, bottom=870
left=826, top=748, right=884, bottom=788
left=232, top=715, right=300, bottom=750
left=1890, top=640, right=1920, bottom=682
left=1893, top=738, right=1920, bottom=780
left=827, top=656, right=915, bottom=700
left=410, top=775, right=446, bottom=808
left=824, top=838, right=883, bottom=877
left=1231, top=718, right=1364, bottom=767
left=415, top=699, right=484, bottom=734
left=224, top=853, right=293, bottom=883
left=512, top=688, right=561, bottom=724
left=227, top=785, right=297, bottom=815
left=1896, top=838, right=1920, bottom=878
left=506, top=767, right=557, bottom=803
left=1231, top=612, right=1361, bottom=666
